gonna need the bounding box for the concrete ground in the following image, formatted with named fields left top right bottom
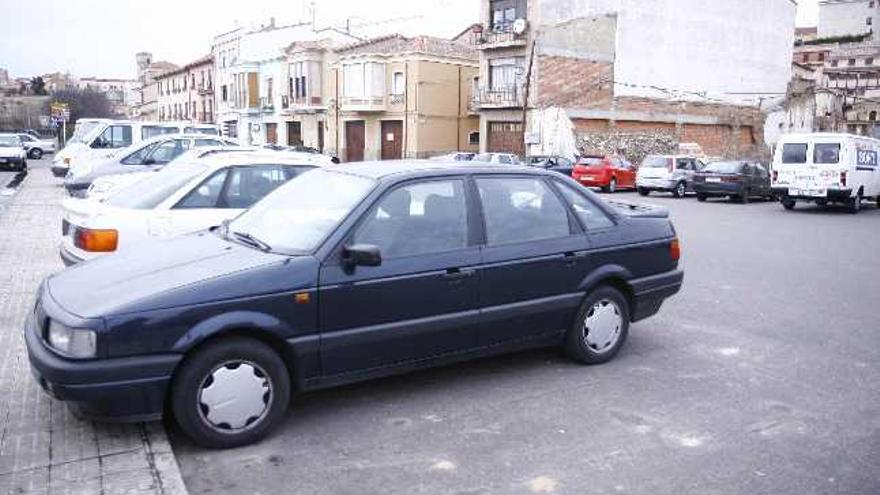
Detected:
left=172, top=190, right=880, bottom=494
left=0, top=158, right=187, bottom=495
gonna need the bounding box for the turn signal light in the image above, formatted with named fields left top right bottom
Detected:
left=772, top=170, right=778, bottom=182
left=74, top=228, right=118, bottom=252
left=670, top=238, right=681, bottom=261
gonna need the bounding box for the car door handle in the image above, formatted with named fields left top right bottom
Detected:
left=563, top=252, right=588, bottom=265
left=443, top=268, right=475, bottom=280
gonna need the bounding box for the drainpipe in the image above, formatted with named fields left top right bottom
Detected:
left=404, top=61, right=409, bottom=158
left=457, top=65, right=462, bottom=152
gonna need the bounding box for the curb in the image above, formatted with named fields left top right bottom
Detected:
left=143, top=423, right=189, bottom=495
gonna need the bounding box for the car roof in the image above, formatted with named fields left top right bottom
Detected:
left=322, top=160, right=544, bottom=180
left=177, top=151, right=330, bottom=169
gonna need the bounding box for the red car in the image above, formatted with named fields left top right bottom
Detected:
left=571, top=155, right=637, bottom=193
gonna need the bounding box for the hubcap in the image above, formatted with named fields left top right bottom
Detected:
left=198, top=361, right=272, bottom=432
left=677, top=184, right=685, bottom=196
left=583, top=299, right=623, bottom=354
left=609, top=180, right=616, bottom=192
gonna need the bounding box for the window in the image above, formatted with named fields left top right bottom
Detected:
left=220, top=165, right=305, bottom=209
left=868, top=17, right=874, bottom=26
left=490, top=0, right=519, bottom=31
left=848, top=58, right=856, bottom=66
left=468, top=131, right=480, bottom=146
left=343, top=62, right=385, bottom=98
left=871, top=111, right=878, bottom=121
left=675, top=158, right=691, bottom=170
left=556, top=182, right=614, bottom=231
left=91, top=125, right=132, bottom=149
left=175, top=169, right=229, bottom=209
left=781, top=143, right=808, bottom=164
left=814, top=143, right=841, bottom=164
left=831, top=60, right=839, bottom=67
left=147, top=139, right=190, bottom=164
left=194, top=139, right=224, bottom=147
left=391, top=71, right=405, bottom=95
left=477, top=177, right=571, bottom=245
left=121, top=142, right=160, bottom=165
left=354, top=180, right=469, bottom=258
left=867, top=57, right=875, bottom=66
left=291, top=62, right=308, bottom=99
left=489, top=57, right=525, bottom=90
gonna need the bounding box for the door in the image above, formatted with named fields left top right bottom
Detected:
left=618, top=158, right=636, bottom=187
left=345, top=121, right=365, bottom=162
left=381, top=120, right=403, bottom=160
left=752, top=163, right=771, bottom=197
left=318, top=178, right=480, bottom=375
left=317, top=122, right=324, bottom=152
left=487, top=122, right=524, bottom=157
left=287, top=121, right=302, bottom=147
left=265, top=123, right=278, bottom=145
left=475, top=176, right=592, bottom=346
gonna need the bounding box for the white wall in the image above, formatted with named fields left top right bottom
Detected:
left=819, top=0, right=875, bottom=39
left=537, top=0, right=796, bottom=106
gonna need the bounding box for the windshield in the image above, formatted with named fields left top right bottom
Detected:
left=703, top=161, right=744, bottom=173
left=71, top=121, right=103, bottom=143
left=106, top=163, right=207, bottom=209
left=228, top=169, right=376, bottom=254
left=0, top=135, right=18, bottom=147
left=578, top=157, right=605, bottom=166
left=641, top=156, right=669, bottom=168
left=781, top=143, right=807, bottom=164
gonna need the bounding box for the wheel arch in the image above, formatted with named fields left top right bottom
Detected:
left=578, top=265, right=636, bottom=312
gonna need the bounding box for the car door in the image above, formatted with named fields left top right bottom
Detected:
left=620, top=159, right=636, bottom=187
left=317, top=177, right=481, bottom=375
left=476, top=175, right=592, bottom=346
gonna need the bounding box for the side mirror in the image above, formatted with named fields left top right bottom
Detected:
left=143, top=157, right=156, bottom=166
left=343, top=244, right=382, bottom=267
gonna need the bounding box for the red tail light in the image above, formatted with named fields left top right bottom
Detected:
left=840, top=171, right=847, bottom=187
left=670, top=238, right=681, bottom=261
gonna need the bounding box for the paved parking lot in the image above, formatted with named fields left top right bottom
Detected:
left=171, top=191, right=880, bottom=495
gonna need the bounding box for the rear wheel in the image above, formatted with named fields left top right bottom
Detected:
left=696, top=193, right=707, bottom=202
left=171, top=337, right=291, bottom=449
left=672, top=181, right=687, bottom=198
left=604, top=178, right=617, bottom=194
left=847, top=191, right=863, bottom=214
left=638, top=187, right=650, bottom=197
left=739, top=191, right=750, bottom=204
left=781, top=197, right=796, bottom=210
left=564, top=286, right=630, bottom=365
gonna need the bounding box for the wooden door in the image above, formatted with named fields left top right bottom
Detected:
left=265, top=123, right=277, bottom=144
left=345, top=121, right=365, bottom=162
left=287, top=121, right=302, bottom=146
left=380, top=120, right=403, bottom=160
left=487, top=122, right=524, bottom=157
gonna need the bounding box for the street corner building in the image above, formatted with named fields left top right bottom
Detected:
left=469, top=0, right=797, bottom=160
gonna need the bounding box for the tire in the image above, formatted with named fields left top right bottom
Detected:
left=739, top=191, right=749, bottom=204
left=564, top=286, right=631, bottom=365
left=696, top=193, right=707, bottom=202
left=672, top=181, right=687, bottom=198
left=638, top=187, right=650, bottom=197
left=781, top=197, right=796, bottom=210
left=607, top=178, right=617, bottom=194
left=29, top=148, right=43, bottom=160
left=847, top=191, right=863, bottom=214
left=816, top=199, right=828, bottom=208
left=171, top=337, right=291, bottom=449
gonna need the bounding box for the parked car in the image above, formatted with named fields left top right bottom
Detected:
left=0, top=134, right=27, bottom=171
left=17, top=133, right=56, bottom=159
left=63, top=134, right=240, bottom=197
left=51, top=120, right=220, bottom=178
left=771, top=133, right=880, bottom=213
left=527, top=155, right=576, bottom=177
left=59, top=151, right=322, bottom=265
left=572, top=155, right=636, bottom=193
left=472, top=152, right=522, bottom=165
left=636, top=155, right=705, bottom=198
left=693, top=161, right=773, bottom=203
left=30, top=160, right=684, bottom=448
left=432, top=152, right=476, bottom=162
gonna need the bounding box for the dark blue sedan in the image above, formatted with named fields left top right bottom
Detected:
left=26, top=161, right=683, bottom=448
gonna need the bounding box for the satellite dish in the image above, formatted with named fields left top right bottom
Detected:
left=512, top=18, right=528, bottom=35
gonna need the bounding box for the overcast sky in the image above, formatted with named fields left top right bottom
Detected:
left=1, top=0, right=818, bottom=80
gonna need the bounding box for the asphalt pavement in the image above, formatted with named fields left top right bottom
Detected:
left=172, top=190, right=880, bottom=495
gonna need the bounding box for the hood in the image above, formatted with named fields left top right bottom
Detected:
left=0, top=146, right=24, bottom=158
left=48, top=231, right=316, bottom=318
left=54, top=142, right=87, bottom=163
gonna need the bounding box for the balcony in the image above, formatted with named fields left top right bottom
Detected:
left=198, top=84, right=213, bottom=95
left=340, top=95, right=386, bottom=112
left=388, top=93, right=405, bottom=105
left=260, top=96, right=274, bottom=113
left=472, top=86, right=525, bottom=110
left=472, top=22, right=529, bottom=50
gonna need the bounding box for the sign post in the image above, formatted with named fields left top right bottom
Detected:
left=50, top=102, right=70, bottom=147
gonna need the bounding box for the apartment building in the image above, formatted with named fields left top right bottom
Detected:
left=471, top=0, right=796, bottom=159
left=156, top=55, right=214, bottom=123
left=825, top=43, right=880, bottom=135
left=328, top=35, right=480, bottom=161
left=135, top=55, right=179, bottom=121
left=77, top=77, right=140, bottom=117
left=819, top=0, right=879, bottom=41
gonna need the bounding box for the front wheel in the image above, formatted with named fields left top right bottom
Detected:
left=171, top=337, right=291, bottom=449
left=781, top=197, right=796, bottom=210
left=29, top=148, right=43, bottom=160
left=847, top=191, right=863, bottom=214
left=739, top=191, right=750, bottom=204
left=696, top=193, right=707, bottom=202
left=638, top=187, right=650, bottom=197
left=603, top=178, right=617, bottom=194
left=672, top=181, right=687, bottom=198
left=564, top=286, right=630, bottom=365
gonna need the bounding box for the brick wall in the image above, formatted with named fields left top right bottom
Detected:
left=536, top=56, right=613, bottom=109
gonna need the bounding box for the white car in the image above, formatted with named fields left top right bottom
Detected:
left=472, top=152, right=522, bottom=165
left=17, top=133, right=56, bottom=159
left=0, top=134, right=28, bottom=171
left=60, top=151, right=324, bottom=266
left=431, top=152, right=476, bottom=161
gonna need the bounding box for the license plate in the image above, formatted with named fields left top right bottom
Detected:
left=793, top=188, right=825, bottom=197
left=706, top=177, right=721, bottom=183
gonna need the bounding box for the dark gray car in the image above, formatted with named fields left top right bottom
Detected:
left=693, top=161, right=773, bottom=203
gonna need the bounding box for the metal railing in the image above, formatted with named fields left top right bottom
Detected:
left=471, top=85, right=525, bottom=109
left=472, top=22, right=528, bottom=47
left=388, top=93, right=405, bottom=105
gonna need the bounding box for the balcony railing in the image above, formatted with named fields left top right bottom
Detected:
left=260, top=96, right=274, bottom=112
left=198, top=84, right=213, bottom=95
left=388, top=93, right=405, bottom=105
left=341, top=95, right=386, bottom=112
left=281, top=95, right=290, bottom=109
left=472, top=85, right=525, bottom=109
left=473, top=22, right=528, bottom=49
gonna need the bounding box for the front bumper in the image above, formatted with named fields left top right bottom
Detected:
left=64, top=181, right=90, bottom=197
left=51, top=165, right=69, bottom=177
left=636, top=179, right=675, bottom=191
left=630, top=269, right=684, bottom=322
left=772, top=187, right=853, bottom=202
left=0, top=157, right=25, bottom=170
left=575, top=175, right=610, bottom=188
left=25, top=312, right=181, bottom=422
left=59, top=243, right=85, bottom=267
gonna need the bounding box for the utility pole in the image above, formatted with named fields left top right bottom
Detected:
left=520, top=39, right=537, bottom=157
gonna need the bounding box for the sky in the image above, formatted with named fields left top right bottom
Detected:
left=1, top=0, right=818, bottom=80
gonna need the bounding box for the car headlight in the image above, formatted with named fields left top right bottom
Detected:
left=47, top=321, right=97, bottom=358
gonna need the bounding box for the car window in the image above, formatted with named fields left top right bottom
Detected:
left=756, top=164, right=768, bottom=177
left=353, top=179, right=468, bottom=259
left=477, top=177, right=571, bottom=245
left=559, top=157, right=572, bottom=168
left=194, top=139, right=225, bottom=147
left=675, top=159, right=690, bottom=170
left=221, top=165, right=302, bottom=209
left=695, top=160, right=706, bottom=171
left=92, top=125, right=132, bottom=149
left=19, top=135, right=35, bottom=142
left=147, top=139, right=190, bottom=164
left=121, top=142, right=160, bottom=165
left=556, top=182, right=614, bottom=230
left=782, top=143, right=808, bottom=164
left=497, top=155, right=511, bottom=164
left=175, top=169, right=229, bottom=209
left=814, top=143, right=840, bottom=164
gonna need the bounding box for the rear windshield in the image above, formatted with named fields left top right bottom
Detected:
left=578, top=157, right=604, bottom=166
left=641, top=156, right=669, bottom=168
left=814, top=143, right=840, bottom=164
left=781, top=143, right=808, bottom=164
left=703, top=161, right=744, bottom=173
left=106, top=163, right=207, bottom=209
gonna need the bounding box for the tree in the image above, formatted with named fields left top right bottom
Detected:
left=47, top=88, right=115, bottom=137
left=30, top=77, right=47, bottom=96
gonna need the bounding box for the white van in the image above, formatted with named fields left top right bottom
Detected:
left=51, top=120, right=219, bottom=178
left=771, top=133, right=880, bottom=213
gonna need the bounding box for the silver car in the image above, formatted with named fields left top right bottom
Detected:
left=636, top=155, right=706, bottom=198
left=64, top=134, right=239, bottom=197
left=17, top=133, right=56, bottom=159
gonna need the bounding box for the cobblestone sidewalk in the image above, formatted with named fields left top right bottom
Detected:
left=0, top=162, right=187, bottom=495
